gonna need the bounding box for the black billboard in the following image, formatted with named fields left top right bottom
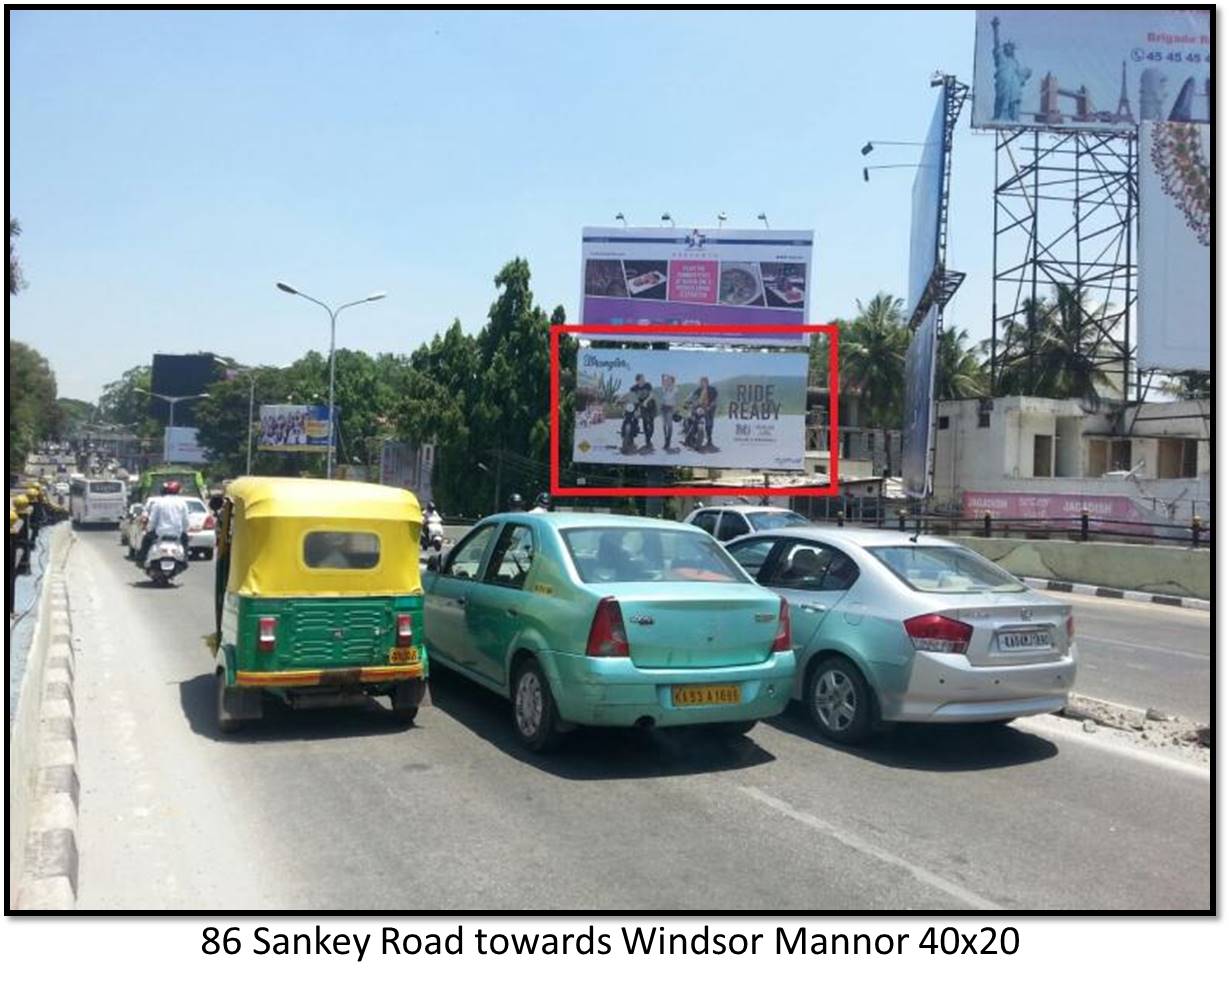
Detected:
left=149, top=353, right=219, bottom=427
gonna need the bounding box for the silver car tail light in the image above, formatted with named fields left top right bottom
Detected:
left=904, top=613, right=973, bottom=654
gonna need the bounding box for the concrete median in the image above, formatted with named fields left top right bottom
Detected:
left=948, top=536, right=1210, bottom=602
left=9, top=523, right=78, bottom=910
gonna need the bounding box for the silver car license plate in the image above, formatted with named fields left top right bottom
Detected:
left=160, top=559, right=175, bottom=571
left=998, top=629, right=1052, bottom=651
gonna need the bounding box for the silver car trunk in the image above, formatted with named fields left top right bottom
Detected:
left=943, top=594, right=1072, bottom=667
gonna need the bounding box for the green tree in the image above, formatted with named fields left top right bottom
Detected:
left=934, top=325, right=987, bottom=401
left=9, top=217, right=27, bottom=295
left=97, top=365, right=160, bottom=436
left=1163, top=370, right=1210, bottom=400
left=840, top=292, right=908, bottom=472
left=8, top=340, right=59, bottom=470
left=55, top=398, right=98, bottom=436
left=994, top=285, right=1113, bottom=400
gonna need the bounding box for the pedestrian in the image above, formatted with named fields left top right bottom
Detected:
left=659, top=373, right=678, bottom=452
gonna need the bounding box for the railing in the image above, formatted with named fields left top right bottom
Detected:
left=875, top=510, right=1211, bottom=547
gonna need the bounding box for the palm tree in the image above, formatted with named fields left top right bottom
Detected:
left=994, top=285, right=1113, bottom=399
left=841, top=292, right=908, bottom=473
left=934, top=326, right=987, bottom=401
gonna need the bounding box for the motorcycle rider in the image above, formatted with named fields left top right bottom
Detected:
left=139, top=481, right=190, bottom=566
left=628, top=374, right=656, bottom=451
left=530, top=492, right=552, bottom=514
left=422, top=500, right=444, bottom=549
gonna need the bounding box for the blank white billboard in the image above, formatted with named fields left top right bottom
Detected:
left=901, top=307, right=938, bottom=499
left=1138, top=121, right=1210, bottom=371
left=906, top=93, right=945, bottom=320
left=972, top=10, right=1210, bottom=131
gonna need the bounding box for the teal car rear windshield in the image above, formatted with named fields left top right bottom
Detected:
left=869, top=545, right=1026, bottom=594
left=562, top=527, right=748, bottom=584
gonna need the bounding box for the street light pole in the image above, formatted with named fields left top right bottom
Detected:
left=275, top=282, right=386, bottom=479
left=134, top=388, right=209, bottom=462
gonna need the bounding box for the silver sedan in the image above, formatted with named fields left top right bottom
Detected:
left=725, top=527, right=1077, bottom=744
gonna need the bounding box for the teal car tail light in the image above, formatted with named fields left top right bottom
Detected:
left=904, top=613, right=972, bottom=654
left=586, top=597, right=630, bottom=657
left=772, top=597, right=791, bottom=652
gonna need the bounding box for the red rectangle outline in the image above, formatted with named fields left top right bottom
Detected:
left=550, top=324, right=839, bottom=498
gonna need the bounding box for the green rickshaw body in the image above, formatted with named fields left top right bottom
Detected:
left=212, top=477, right=428, bottom=730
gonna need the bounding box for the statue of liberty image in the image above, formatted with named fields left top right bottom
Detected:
left=991, top=16, right=1032, bottom=121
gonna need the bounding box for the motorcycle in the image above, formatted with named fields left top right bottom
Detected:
left=420, top=523, right=444, bottom=553
left=619, top=401, right=641, bottom=454
left=679, top=403, right=707, bottom=451
left=144, top=535, right=188, bottom=587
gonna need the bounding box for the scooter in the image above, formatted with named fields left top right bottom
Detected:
left=620, top=401, right=641, bottom=454
left=144, top=535, right=188, bottom=587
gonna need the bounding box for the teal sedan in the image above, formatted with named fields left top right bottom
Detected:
left=423, top=512, right=795, bottom=751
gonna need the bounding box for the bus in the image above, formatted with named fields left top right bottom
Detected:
left=70, top=477, right=128, bottom=528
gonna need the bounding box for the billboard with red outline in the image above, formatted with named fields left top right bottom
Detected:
left=550, top=324, right=839, bottom=498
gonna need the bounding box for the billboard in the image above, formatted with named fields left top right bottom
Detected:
left=150, top=353, right=219, bottom=428
left=581, top=227, right=813, bottom=341
left=379, top=440, right=435, bottom=503
left=256, top=404, right=335, bottom=452
left=906, top=92, right=946, bottom=320
left=901, top=306, right=938, bottom=498
left=972, top=10, right=1210, bottom=131
left=571, top=345, right=807, bottom=471
left=163, top=426, right=207, bottom=465
left=1138, top=120, right=1210, bottom=372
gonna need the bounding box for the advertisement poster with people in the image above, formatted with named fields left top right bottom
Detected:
left=581, top=226, right=813, bottom=344
left=972, top=9, right=1209, bottom=131
left=571, top=346, right=807, bottom=470
left=256, top=404, right=335, bottom=452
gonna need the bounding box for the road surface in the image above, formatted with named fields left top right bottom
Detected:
left=66, top=528, right=1210, bottom=910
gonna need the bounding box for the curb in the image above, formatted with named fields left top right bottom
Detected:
left=12, top=530, right=78, bottom=910
left=1021, top=576, right=1210, bottom=612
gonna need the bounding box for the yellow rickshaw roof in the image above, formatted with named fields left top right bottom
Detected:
left=225, top=476, right=422, bottom=522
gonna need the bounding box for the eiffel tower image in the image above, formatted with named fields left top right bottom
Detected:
left=1115, top=60, right=1134, bottom=121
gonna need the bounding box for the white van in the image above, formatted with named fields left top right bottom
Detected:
left=70, top=477, right=128, bottom=528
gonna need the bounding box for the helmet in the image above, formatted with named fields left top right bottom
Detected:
left=26, top=486, right=41, bottom=500
left=507, top=493, right=524, bottom=511
left=427, top=501, right=436, bottom=513
left=162, top=480, right=182, bottom=495
left=535, top=492, right=552, bottom=510
left=13, top=495, right=30, bottom=512
left=9, top=508, right=18, bottom=531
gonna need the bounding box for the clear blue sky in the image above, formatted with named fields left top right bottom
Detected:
left=10, top=8, right=996, bottom=403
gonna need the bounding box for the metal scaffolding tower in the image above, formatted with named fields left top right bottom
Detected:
left=989, top=127, right=1138, bottom=400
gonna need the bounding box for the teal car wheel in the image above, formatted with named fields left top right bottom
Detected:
left=807, top=656, right=873, bottom=744
left=512, top=657, right=563, bottom=753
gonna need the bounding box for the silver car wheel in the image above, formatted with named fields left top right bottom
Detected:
left=814, top=669, right=857, bottom=732
left=515, top=670, right=544, bottom=738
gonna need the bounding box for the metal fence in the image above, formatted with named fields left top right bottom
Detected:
left=874, top=511, right=1211, bottom=547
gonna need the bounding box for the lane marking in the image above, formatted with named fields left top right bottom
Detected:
left=1078, top=634, right=1209, bottom=661
left=1019, top=715, right=1211, bottom=780
left=738, top=785, right=1002, bottom=911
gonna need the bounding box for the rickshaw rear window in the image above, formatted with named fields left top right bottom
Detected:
left=303, top=531, right=381, bottom=569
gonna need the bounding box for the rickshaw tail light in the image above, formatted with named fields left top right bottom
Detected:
left=395, top=613, right=413, bottom=646
left=258, top=616, right=277, bottom=652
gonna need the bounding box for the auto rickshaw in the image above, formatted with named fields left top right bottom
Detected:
left=210, top=477, right=428, bottom=732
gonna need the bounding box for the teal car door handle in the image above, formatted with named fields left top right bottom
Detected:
left=800, top=603, right=826, bottom=614
left=456, top=596, right=468, bottom=607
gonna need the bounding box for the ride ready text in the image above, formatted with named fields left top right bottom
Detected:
left=203, top=925, right=1018, bottom=959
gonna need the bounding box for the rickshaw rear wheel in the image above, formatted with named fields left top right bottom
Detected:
left=391, top=680, right=421, bottom=723
left=216, top=668, right=261, bottom=733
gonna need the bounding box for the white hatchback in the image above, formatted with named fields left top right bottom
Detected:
left=684, top=504, right=811, bottom=543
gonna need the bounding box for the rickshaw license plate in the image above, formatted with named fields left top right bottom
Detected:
left=387, top=646, right=419, bottom=664
left=672, top=684, right=741, bottom=707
